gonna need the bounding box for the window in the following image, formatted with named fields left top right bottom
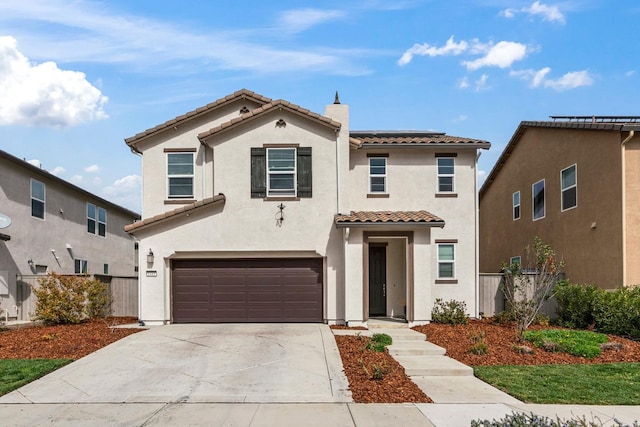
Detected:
left=437, top=244, right=455, bottom=279
left=513, top=191, right=521, bottom=220
left=509, top=256, right=521, bottom=269
left=267, top=148, right=296, bottom=196
left=31, top=179, right=45, bottom=219
left=103, top=263, right=109, bottom=275
left=251, top=147, right=312, bottom=198
left=167, top=152, right=194, bottom=198
left=369, top=157, right=387, bottom=193
left=561, top=164, right=577, bottom=211
left=87, top=204, right=107, bottom=237
left=532, top=179, right=545, bottom=220
left=74, top=259, right=88, bottom=274
left=437, top=157, right=455, bottom=193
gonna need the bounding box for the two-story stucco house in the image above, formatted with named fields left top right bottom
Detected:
left=0, top=149, right=140, bottom=320
left=479, top=116, right=640, bottom=289
left=125, top=89, right=490, bottom=326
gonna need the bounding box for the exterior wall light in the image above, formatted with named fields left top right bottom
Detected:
left=147, top=249, right=154, bottom=265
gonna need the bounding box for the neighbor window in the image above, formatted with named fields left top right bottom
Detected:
left=369, top=157, right=387, bottom=193
left=532, top=179, right=545, bottom=220
left=513, top=191, right=520, bottom=220
left=31, top=179, right=45, bottom=219
left=167, top=152, right=194, bottom=198
left=74, top=259, right=88, bottom=274
left=437, top=157, right=455, bottom=192
left=509, top=256, right=521, bottom=269
left=437, top=244, right=455, bottom=279
left=561, top=164, right=577, bottom=211
left=267, top=148, right=296, bottom=196
left=103, top=263, right=109, bottom=275
left=87, top=203, right=107, bottom=237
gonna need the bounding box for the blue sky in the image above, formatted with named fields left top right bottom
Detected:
left=1, top=0, right=639, bottom=213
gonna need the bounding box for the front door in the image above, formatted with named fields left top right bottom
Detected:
left=369, top=245, right=386, bottom=316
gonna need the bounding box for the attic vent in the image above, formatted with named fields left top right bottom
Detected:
left=240, top=106, right=250, bottom=114
left=276, top=119, right=287, bottom=128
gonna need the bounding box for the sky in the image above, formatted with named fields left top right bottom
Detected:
left=1, top=0, right=639, bottom=214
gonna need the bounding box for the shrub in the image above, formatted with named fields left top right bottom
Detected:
left=472, top=411, right=639, bottom=427
left=359, top=359, right=391, bottom=380
left=592, top=286, right=640, bottom=340
left=491, top=309, right=515, bottom=325
left=523, top=329, right=608, bottom=359
left=371, top=333, right=392, bottom=346
left=431, top=298, right=469, bottom=325
left=31, top=273, right=112, bottom=325
left=366, top=334, right=392, bottom=352
left=555, top=281, right=599, bottom=329
left=468, top=330, right=489, bottom=355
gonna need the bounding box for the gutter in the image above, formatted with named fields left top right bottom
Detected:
left=335, top=221, right=446, bottom=229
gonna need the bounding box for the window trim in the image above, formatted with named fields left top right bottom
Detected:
left=509, top=256, right=521, bottom=268
left=437, top=157, right=455, bottom=193
left=166, top=152, right=195, bottom=199
left=30, top=179, right=45, bottom=220
left=437, top=243, right=456, bottom=280
left=74, top=259, right=88, bottom=275
left=266, top=147, right=297, bottom=197
left=368, top=156, right=387, bottom=194
left=513, top=191, right=521, bottom=221
left=87, top=203, right=107, bottom=237
left=561, top=164, right=577, bottom=212
left=532, top=179, right=546, bottom=221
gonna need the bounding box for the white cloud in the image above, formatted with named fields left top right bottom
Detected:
left=458, top=77, right=470, bottom=89
left=475, top=74, right=490, bottom=91
left=452, top=114, right=468, bottom=123
left=398, top=36, right=468, bottom=66
left=103, top=174, right=142, bottom=213
left=50, top=166, right=65, bottom=176
left=626, top=70, right=636, bottom=77
left=501, top=1, right=565, bottom=24
left=70, top=175, right=83, bottom=184
left=279, top=9, right=346, bottom=33
left=27, top=159, right=42, bottom=168
left=84, top=164, right=100, bottom=173
left=462, top=41, right=527, bottom=70
left=510, top=67, right=593, bottom=91
left=0, top=36, right=108, bottom=127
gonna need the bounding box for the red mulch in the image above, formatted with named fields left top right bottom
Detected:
left=0, top=317, right=143, bottom=359
left=413, top=319, right=640, bottom=366
left=333, top=335, right=432, bottom=403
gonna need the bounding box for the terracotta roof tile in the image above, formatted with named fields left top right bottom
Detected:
left=125, top=194, right=226, bottom=233
left=349, top=131, right=490, bottom=148
left=125, top=89, right=272, bottom=146
left=198, top=99, right=341, bottom=141
left=334, top=211, right=444, bottom=227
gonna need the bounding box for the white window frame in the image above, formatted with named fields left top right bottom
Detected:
left=509, top=256, right=521, bottom=268
left=513, top=191, right=521, bottom=220
left=266, top=148, right=297, bottom=197
left=368, top=157, right=387, bottom=193
left=87, top=203, right=107, bottom=237
left=74, top=259, right=88, bottom=275
left=167, top=152, right=195, bottom=199
left=437, top=157, right=455, bottom=193
left=532, top=179, right=545, bottom=221
left=561, top=164, right=577, bottom=212
left=437, top=243, right=456, bottom=279
left=30, top=179, right=45, bottom=220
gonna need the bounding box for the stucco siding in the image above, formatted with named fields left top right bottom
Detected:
left=624, top=134, right=640, bottom=286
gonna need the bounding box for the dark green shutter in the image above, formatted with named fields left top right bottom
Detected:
left=251, top=147, right=266, bottom=198
left=297, top=147, right=312, bottom=198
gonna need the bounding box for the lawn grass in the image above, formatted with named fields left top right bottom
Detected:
left=474, top=363, right=640, bottom=404
left=0, top=359, right=72, bottom=395
left=524, top=329, right=608, bottom=358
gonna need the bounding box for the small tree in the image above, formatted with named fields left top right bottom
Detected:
left=501, top=237, right=564, bottom=341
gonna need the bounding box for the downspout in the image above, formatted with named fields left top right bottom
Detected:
left=620, top=130, right=634, bottom=286
left=344, top=226, right=350, bottom=325
left=475, top=150, right=482, bottom=318
left=200, top=141, right=207, bottom=199
left=335, top=128, right=341, bottom=214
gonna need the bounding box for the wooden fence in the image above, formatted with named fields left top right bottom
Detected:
left=479, top=273, right=559, bottom=319
left=16, top=275, right=138, bottom=320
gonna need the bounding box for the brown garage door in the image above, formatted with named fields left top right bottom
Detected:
left=172, top=258, right=323, bottom=323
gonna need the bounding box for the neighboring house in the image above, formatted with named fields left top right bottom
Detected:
left=125, top=89, right=490, bottom=326
left=479, top=116, right=640, bottom=289
left=0, top=149, right=140, bottom=320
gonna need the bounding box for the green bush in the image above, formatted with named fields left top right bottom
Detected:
left=472, top=411, right=639, bottom=426
left=555, top=281, right=599, bottom=329
left=524, top=329, right=608, bottom=359
left=431, top=298, right=469, bottom=325
left=592, top=286, right=640, bottom=339
left=371, top=333, right=392, bottom=346
left=32, top=273, right=112, bottom=325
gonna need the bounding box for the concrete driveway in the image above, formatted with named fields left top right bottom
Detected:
left=0, top=324, right=351, bottom=404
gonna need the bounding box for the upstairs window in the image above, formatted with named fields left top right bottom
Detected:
left=267, top=148, right=296, bottom=197
left=74, top=259, right=88, bottom=274
left=513, top=191, right=521, bottom=220
left=437, top=157, right=455, bottom=193
left=369, top=157, right=387, bottom=193
left=167, top=152, right=194, bottom=199
left=87, top=203, right=107, bottom=237
left=533, top=179, right=545, bottom=221
left=251, top=147, right=312, bottom=198
left=561, top=164, right=577, bottom=211
left=31, top=179, right=45, bottom=219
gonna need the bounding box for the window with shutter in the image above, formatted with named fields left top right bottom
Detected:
left=251, top=147, right=312, bottom=198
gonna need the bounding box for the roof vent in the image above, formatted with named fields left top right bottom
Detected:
left=276, top=119, right=286, bottom=128
left=240, top=106, right=250, bottom=114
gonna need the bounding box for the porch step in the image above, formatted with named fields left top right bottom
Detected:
left=368, top=318, right=409, bottom=329
left=370, top=328, right=426, bottom=341
left=394, top=355, right=474, bottom=376
left=388, top=341, right=446, bottom=356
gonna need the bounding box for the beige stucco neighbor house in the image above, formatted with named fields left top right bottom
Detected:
left=0, top=149, right=140, bottom=320
left=479, top=117, right=640, bottom=289
left=125, top=89, right=490, bottom=326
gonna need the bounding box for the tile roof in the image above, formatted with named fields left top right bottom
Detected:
left=349, top=131, right=490, bottom=149
left=125, top=89, right=272, bottom=147
left=198, top=99, right=341, bottom=141
left=125, top=194, right=226, bottom=233
left=334, top=211, right=445, bottom=228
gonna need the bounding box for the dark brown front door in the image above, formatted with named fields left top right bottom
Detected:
left=369, top=245, right=386, bottom=316
left=172, top=258, right=323, bottom=323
